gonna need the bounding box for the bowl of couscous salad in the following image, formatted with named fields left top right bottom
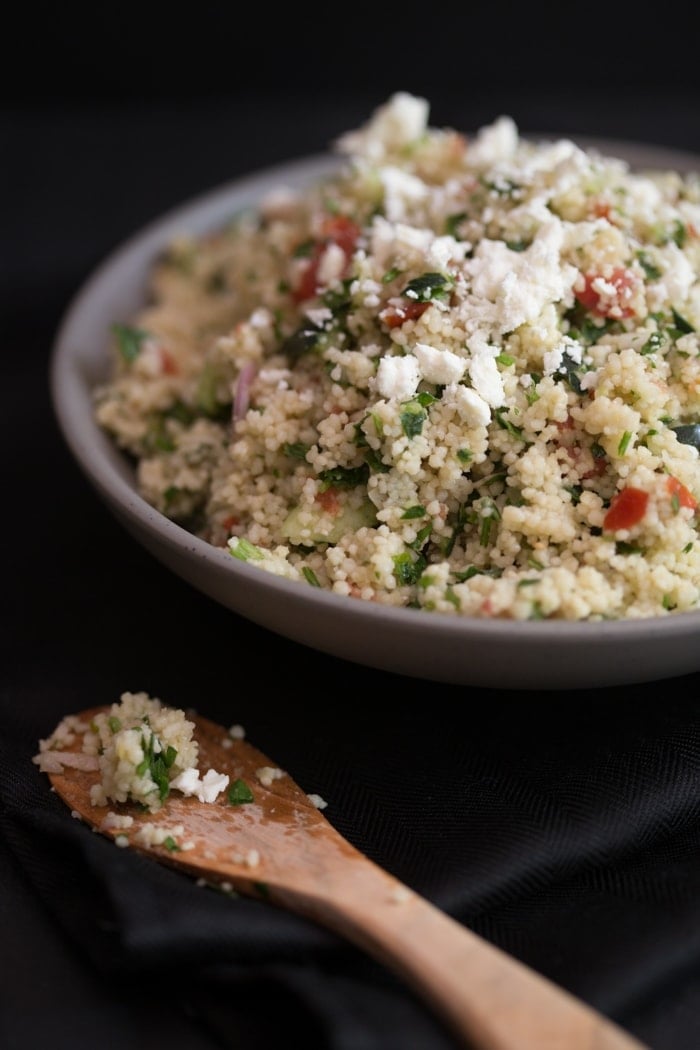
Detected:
left=51, top=93, right=700, bottom=688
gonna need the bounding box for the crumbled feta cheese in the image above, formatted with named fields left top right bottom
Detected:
left=466, top=220, right=577, bottom=335
left=304, top=307, right=332, bottom=328
left=249, top=308, right=271, bottom=329
left=467, top=336, right=505, bottom=407
left=337, top=92, right=429, bottom=160
left=543, top=338, right=582, bottom=376
left=101, top=812, right=135, bottom=832
left=317, top=243, right=346, bottom=285
left=580, top=370, right=600, bottom=391
left=375, top=355, right=421, bottom=401
left=307, top=793, right=328, bottom=810
left=467, top=116, right=518, bottom=166
left=414, top=343, right=466, bottom=385
left=444, top=383, right=492, bottom=426
left=380, top=166, right=428, bottom=222
left=426, top=234, right=468, bottom=270
left=170, top=766, right=230, bottom=803
left=256, top=766, right=286, bottom=788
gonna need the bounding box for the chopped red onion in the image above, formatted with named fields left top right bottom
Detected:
left=232, top=362, right=258, bottom=424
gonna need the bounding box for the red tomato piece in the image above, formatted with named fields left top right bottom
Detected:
left=292, top=216, right=361, bottom=303
left=667, top=476, right=698, bottom=511
left=575, top=267, right=637, bottom=319
left=603, top=487, right=649, bottom=531
left=159, top=347, right=179, bottom=375
left=316, top=488, right=341, bottom=515
left=379, top=300, right=430, bottom=329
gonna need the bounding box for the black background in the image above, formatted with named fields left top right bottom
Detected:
left=3, top=5, right=700, bottom=1050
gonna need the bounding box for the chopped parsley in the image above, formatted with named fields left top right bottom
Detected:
left=445, top=212, right=467, bottom=238
left=228, top=779, right=255, bottom=805
left=283, top=442, right=310, bottom=460
left=401, top=505, right=426, bottom=520
left=135, top=731, right=178, bottom=803
left=457, top=448, right=473, bottom=465
left=640, top=331, right=666, bottom=355
left=111, top=323, right=148, bottom=364
left=636, top=251, right=662, bottom=281
left=302, top=566, right=322, bottom=587
left=392, top=550, right=427, bottom=586
left=230, top=538, right=265, bottom=562
left=495, top=353, right=515, bottom=367
left=382, top=266, right=402, bottom=283
left=107, top=716, right=122, bottom=734
left=617, top=431, right=632, bottom=456
left=318, top=464, right=369, bottom=490
left=400, top=272, right=453, bottom=303
left=163, top=836, right=181, bottom=852
left=494, top=408, right=525, bottom=441
left=400, top=399, right=428, bottom=438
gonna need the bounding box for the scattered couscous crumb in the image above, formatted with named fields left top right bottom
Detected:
left=95, top=92, right=700, bottom=622
left=33, top=692, right=228, bottom=814
left=256, top=766, right=286, bottom=788
left=231, top=848, right=261, bottom=868
left=115, top=835, right=130, bottom=849
left=228, top=724, right=246, bottom=739
left=307, top=793, right=328, bottom=810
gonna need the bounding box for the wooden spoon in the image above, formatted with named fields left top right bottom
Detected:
left=45, top=706, right=647, bottom=1050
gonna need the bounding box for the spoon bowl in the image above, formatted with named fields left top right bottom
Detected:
left=44, top=705, right=646, bottom=1050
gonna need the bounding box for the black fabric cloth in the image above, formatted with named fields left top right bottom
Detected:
left=3, top=90, right=700, bottom=1050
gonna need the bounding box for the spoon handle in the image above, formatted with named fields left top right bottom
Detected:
left=275, top=856, right=647, bottom=1050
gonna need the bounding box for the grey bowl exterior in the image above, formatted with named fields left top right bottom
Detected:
left=50, top=145, right=700, bottom=689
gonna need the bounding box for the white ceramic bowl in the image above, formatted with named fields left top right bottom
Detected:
left=50, top=141, right=700, bottom=690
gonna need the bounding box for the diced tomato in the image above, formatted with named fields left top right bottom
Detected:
left=575, top=267, right=637, bottom=319
left=590, top=200, right=612, bottom=221
left=221, top=514, right=240, bottom=533
left=603, top=487, right=649, bottom=531
left=667, top=476, right=698, bottom=511
left=320, top=215, right=360, bottom=255
left=316, top=487, right=341, bottom=515
left=159, top=347, right=178, bottom=375
left=292, top=215, right=361, bottom=303
left=379, top=300, right=430, bottom=329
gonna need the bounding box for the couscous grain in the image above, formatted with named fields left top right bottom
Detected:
left=95, top=94, right=700, bottom=620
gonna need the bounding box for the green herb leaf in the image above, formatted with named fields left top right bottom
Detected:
left=229, top=538, right=265, bottom=562
left=400, top=272, right=453, bottom=303
left=457, top=448, right=473, bottom=465
left=401, top=505, right=426, bottom=520
left=107, top=716, right=121, bottom=734
left=636, top=251, right=662, bottom=280
left=445, top=213, right=467, bottom=238
left=495, top=353, right=515, bottom=367
left=293, top=239, right=315, bottom=258
left=494, top=409, right=525, bottom=441
left=302, top=566, right=321, bottom=587
left=318, top=464, right=369, bottom=491
left=640, top=331, right=666, bottom=355
left=400, top=399, right=428, bottom=439
left=228, top=778, right=255, bottom=805
left=111, top=323, right=148, bottom=364
left=392, top=550, right=426, bottom=586
left=283, top=442, right=310, bottom=460
left=617, top=431, right=632, bottom=456
left=671, top=308, right=695, bottom=335
left=163, top=836, right=181, bottom=852
left=382, top=267, right=402, bottom=283
left=279, top=324, right=323, bottom=362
